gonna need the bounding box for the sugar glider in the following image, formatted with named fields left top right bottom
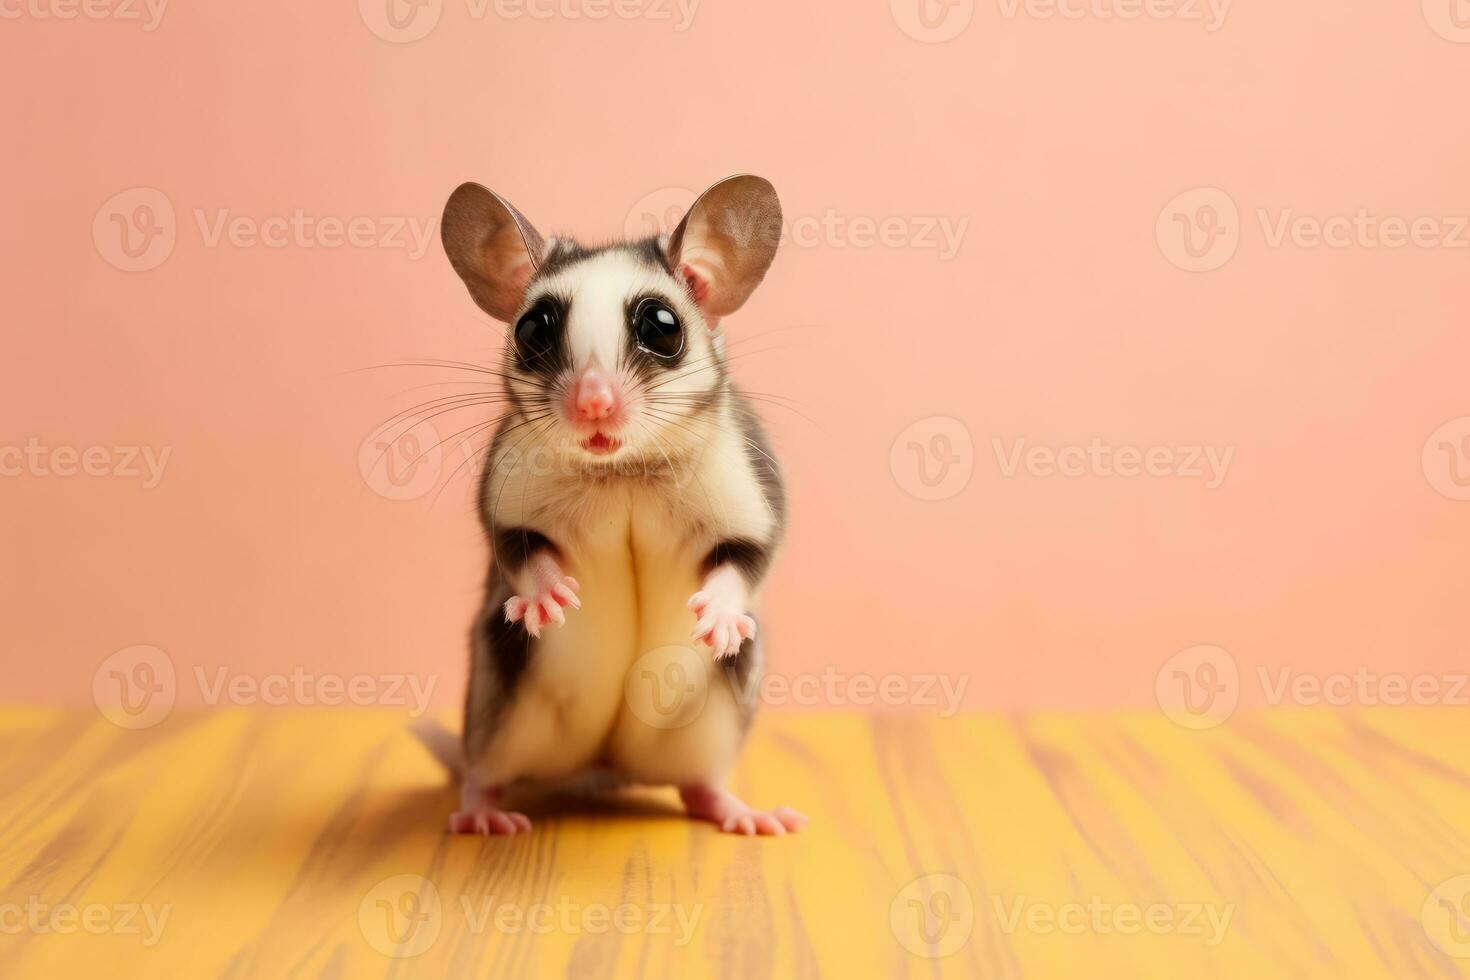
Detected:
left=436, top=175, right=805, bottom=836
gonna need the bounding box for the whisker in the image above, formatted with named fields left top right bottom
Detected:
left=429, top=410, right=552, bottom=513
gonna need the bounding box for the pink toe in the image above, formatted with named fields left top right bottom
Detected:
left=773, top=807, right=809, bottom=831
left=752, top=813, right=785, bottom=835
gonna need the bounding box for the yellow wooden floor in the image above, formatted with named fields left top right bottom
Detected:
left=2, top=709, right=1470, bottom=978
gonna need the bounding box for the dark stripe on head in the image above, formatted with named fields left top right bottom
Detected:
left=535, top=237, right=674, bottom=279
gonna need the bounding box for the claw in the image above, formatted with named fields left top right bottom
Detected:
left=450, top=807, right=533, bottom=836
left=505, top=574, right=580, bottom=637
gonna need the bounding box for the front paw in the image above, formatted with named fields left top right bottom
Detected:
left=688, top=591, right=756, bottom=659
left=504, top=576, right=580, bottom=638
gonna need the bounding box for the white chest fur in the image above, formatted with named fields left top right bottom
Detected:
left=469, top=416, right=773, bottom=787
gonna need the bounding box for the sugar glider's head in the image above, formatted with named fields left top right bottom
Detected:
left=441, top=176, right=781, bottom=467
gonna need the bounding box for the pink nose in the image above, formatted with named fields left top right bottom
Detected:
left=572, top=371, right=619, bottom=422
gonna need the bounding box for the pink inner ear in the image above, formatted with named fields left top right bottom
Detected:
left=679, top=262, right=711, bottom=310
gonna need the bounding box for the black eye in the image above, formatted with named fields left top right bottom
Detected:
left=514, top=300, right=559, bottom=364
left=633, top=299, right=683, bottom=359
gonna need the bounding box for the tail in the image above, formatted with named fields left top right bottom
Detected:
left=409, top=718, right=463, bottom=780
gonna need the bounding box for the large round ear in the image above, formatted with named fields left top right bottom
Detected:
left=440, top=182, right=546, bottom=323
left=667, top=175, right=782, bottom=318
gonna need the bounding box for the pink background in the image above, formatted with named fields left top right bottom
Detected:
left=3, top=0, right=1468, bottom=712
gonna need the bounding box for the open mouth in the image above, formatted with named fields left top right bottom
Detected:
left=580, top=432, right=620, bottom=455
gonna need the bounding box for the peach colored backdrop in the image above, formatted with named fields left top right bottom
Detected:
left=3, top=0, right=1469, bottom=716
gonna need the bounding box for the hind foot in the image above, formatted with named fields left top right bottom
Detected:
left=679, top=784, right=808, bottom=836
left=449, top=782, right=531, bottom=835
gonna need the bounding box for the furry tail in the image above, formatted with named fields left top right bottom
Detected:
left=409, top=718, right=463, bottom=780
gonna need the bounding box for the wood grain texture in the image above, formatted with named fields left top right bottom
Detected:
left=1, top=708, right=1469, bottom=978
